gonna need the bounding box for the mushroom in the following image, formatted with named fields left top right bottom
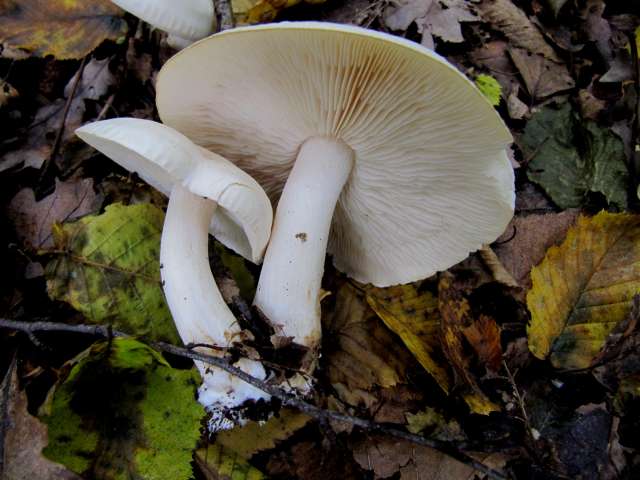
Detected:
left=110, top=0, right=215, bottom=49
left=75, top=118, right=273, bottom=418
left=156, top=22, right=515, bottom=362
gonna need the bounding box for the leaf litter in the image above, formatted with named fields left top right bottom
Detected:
left=1, top=0, right=639, bottom=478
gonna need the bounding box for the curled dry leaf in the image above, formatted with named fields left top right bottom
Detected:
left=528, top=211, right=640, bottom=369
left=323, top=282, right=411, bottom=408
left=0, top=0, right=127, bottom=59
left=7, top=178, right=102, bottom=250
left=0, top=362, right=81, bottom=480
left=476, top=0, right=560, bottom=62
left=438, top=274, right=501, bottom=415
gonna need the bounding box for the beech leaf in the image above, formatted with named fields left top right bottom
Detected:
left=527, top=212, right=640, bottom=369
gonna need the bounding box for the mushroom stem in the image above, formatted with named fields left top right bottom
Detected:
left=161, top=184, right=267, bottom=411
left=254, top=136, right=354, bottom=353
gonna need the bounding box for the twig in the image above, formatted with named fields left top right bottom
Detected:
left=0, top=318, right=509, bottom=480
left=215, top=0, right=235, bottom=31
left=37, top=56, right=88, bottom=195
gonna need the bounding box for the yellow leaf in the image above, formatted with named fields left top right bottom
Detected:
left=366, top=284, right=451, bottom=394
left=195, top=444, right=265, bottom=480
left=0, top=0, right=127, bottom=59
left=527, top=211, right=640, bottom=369
left=216, top=409, right=310, bottom=459
left=233, top=0, right=325, bottom=25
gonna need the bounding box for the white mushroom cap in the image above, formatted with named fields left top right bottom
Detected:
left=156, top=22, right=514, bottom=287
left=110, top=0, right=215, bottom=48
left=76, top=118, right=271, bottom=264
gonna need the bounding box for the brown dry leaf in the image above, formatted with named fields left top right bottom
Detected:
left=353, top=435, right=505, bottom=480
left=508, top=47, right=574, bottom=99
left=366, top=283, right=451, bottom=393
left=385, top=0, right=477, bottom=48
left=470, top=41, right=521, bottom=96
left=494, top=211, right=580, bottom=290
left=476, top=0, right=561, bottom=62
left=267, top=440, right=361, bottom=480
left=438, top=274, right=501, bottom=415
left=0, top=0, right=127, bottom=59
left=0, top=57, right=115, bottom=173
left=323, top=283, right=411, bottom=408
left=7, top=178, right=102, bottom=250
left=215, top=409, right=311, bottom=459
left=0, top=361, right=80, bottom=480
left=528, top=212, right=640, bottom=369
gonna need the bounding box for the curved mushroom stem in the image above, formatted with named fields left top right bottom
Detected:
left=254, top=137, right=354, bottom=356
left=161, top=184, right=267, bottom=414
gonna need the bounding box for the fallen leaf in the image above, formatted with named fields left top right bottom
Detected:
left=477, top=246, right=518, bottom=288
left=385, top=0, right=477, bottom=47
left=7, top=178, right=102, bottom=250
left=323, top=283, right=411, bottom=407
left=215, top=409, right=310, bottom=459
left=353, top=435, right=505, bottom=480
left=470, top=41, right=521, bottom=98
left=233, top=0, right=327, bottom=25
left=527, top=211, right=640, bottom=369
left=405, top=407, right=465, bottom=441
left=366, top=283, right=451, bottom=393
left=508, top=47, right=574, bottom=99
left=0, top=57, right=115, bottom=173
left=476, top=0, right=561, bottom=62
left=195, top=444, right=266, bottom=480
left=521, top=103, right=630, bottom=209
left=267, top=439, right=361, bottom=480
left=439, top=274, right=501, bottom=415
left=494, top=211, right=580, bottom=289
left=475, top=74, right=502, bottom=106
left=0, top=0, right=127, bottom=59
left=45, top=202, right=180, bottom=344
left=0, top=361, right=80, bottom=480
left=42, top=338, right=204, bottom=479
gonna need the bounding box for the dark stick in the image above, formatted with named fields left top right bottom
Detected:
left=0, top=318, right=508, bottom=480
left=37, top=56, right=88, bottom=195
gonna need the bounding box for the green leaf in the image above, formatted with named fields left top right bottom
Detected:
left=45, top=203, right=179, bottom=343
left=475, top=74, right=502, bottom=106
left=522, top=103, right=629, bottom=209
left=42, top=338, right=204, bottom=479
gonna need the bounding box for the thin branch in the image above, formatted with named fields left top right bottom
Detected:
left=0, top=318, right=509, bottom=480
left=37, top=56, right=88, bottom=194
